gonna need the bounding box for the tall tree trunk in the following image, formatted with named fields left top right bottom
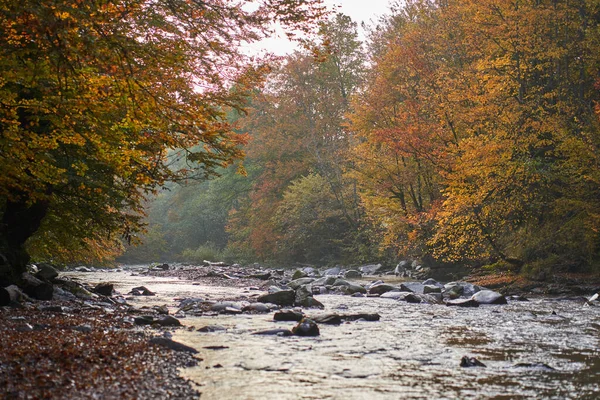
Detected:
left=0, top=198, right=49, bottom=285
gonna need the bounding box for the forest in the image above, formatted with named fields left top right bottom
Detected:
left=3, top=0, right=600, bottom=280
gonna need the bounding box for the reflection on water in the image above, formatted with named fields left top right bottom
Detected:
left=66, top=270, right=600, bottom=399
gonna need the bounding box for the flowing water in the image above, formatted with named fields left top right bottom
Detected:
left=64, top=269, right=600, bottom=399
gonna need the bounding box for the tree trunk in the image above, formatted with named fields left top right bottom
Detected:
left=0, top=198, right=49, bottom=286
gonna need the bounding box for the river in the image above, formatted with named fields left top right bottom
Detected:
left=63, top=268, right=600, bottom=399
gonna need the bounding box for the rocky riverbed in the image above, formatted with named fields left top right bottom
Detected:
left=3, top=262, right=600, bottom=399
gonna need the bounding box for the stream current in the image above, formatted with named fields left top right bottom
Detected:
left=64, top=269, right=600, bottom=399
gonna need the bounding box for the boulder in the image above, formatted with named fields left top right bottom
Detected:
left=156, top=263, right=170, bottom=270
left=444, top=282, right=482, bottom=297
left=242, top=303, right=271, bottom=313
left=422, top=278, right=444, bottom=288
left=344, top=270, right=362, bottom=279
left=423, top=285, right=442, bottom=294
left=130, top=286, right=155, bottom=296
left=404, top=293, right=422, bottom=303
left=197, top=325, right=227, bottom=332
left=471, top=289, right=507, bottom=305
left=295, top=285, right=324, bottom=309
left=93, top=283, right=114, bottom=296
left=292, top=318, right=320, bottom=337
left=339, top=284, right=367, bottom=295
left=379, top=291, right=406, bottom=299
left=156, top=315, right=182, bottom=327
left=402, top=282, right=425, bottom=294
left=332, top=278, right=353, bottom=287
left=359, top=264, right=383, bottom=275
left=257, top=289, right=295, bottom=307
left=291, top=270, right=308, bottom=280
left=322, top=266, right=341, bottom=276
left=460, top=356, right=486, bottom=367
left=287, top=277, right=316, bottom=290
left=368, top=283, right=412, bottom=295
left=446, top=298, right=479, bottom=307
left=211, top=302, right=242, bottom=313
left=34, top=264, right=59, bottom=282
left=21, top=273, right=53, bottom=300
left=311, top=276, right=337, bottom=287
left=274, top=309, right=304, bottom=322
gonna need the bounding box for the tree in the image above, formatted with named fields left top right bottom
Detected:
left=0, top=0, right=325, bottom=282
left=227, top=13, right=370, bottom=263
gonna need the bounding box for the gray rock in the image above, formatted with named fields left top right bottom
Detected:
left=332, top=278, right=352, bottom=287
left=197, top=325, right=227, bottom=332
left=287, top=277, right=316, bottom=290
left=35, top=264, right=59, bottom=281
left=446, top=298, right=479, bottom=307
left=359, top=264, right=383, bottom=275
left=340, top=284, right=367, bottom=295
left=274, top=309, right=304, bottom=322
left=344, top=270, right=362, bottom=279
left=295, top=285, right=324, bottom=309
left=211, top=302, right=242, bottom=312
left=403, top=282, right=425, bottom=294
left=322, top=266, right=341, bottom=276
left=368, top=283, right=413, bottom=295
left=588, top=293, right=599, bottom=303
left=291, top=270, right=308, bottom=280
left=422, top=278, right=444, bottom=288
left=242, top=303, right=271, bottom=313
left=311, top=276, right=337, bottom=286
left=379, top=291, right=406, bottom=299
left=472, top=289, right=507, bottom=305
left=423, top=285, right=442, bottom=294
left=444, top=282, right=482, bottom=297
left=257, top=289, right=295, bottom=306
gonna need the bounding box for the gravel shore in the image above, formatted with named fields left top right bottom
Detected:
left=0, top=302, right=200, bottom=399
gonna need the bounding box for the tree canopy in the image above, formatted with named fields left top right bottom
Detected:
left=0, top=0, right=325, bottom=281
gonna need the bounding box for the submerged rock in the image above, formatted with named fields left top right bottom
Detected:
left=257, top=289, right=295, bottom=307
left=446, top=298, right=480, bottom=308
left=460, top=356, right=486, bottom=368
left=274, top=309, right=305, bottom=322
left=292, top=318, right=320, bottom=337
left=252, top=328, right=293, bottom=336
left=512, top=362, right=555, bottom=371
left=130, top=286, right=155, bottom=296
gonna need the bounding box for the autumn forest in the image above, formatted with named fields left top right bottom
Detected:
left=2, top=0, right=600, bottom=282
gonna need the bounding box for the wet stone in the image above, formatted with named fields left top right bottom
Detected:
left=93, top=283, right=114, bottom=296
left=197, top=325, right=227, bottom=333
left=130, top=286, right=155, bottom=296
left=257, top=289, right=295, bottom=307
left=446, top=298, right=480, bottom=307
left=292, top=318, right=320, bottom=337
left=460, top=356, right=486, bottom=368
left=274, top=310, right=305, bottom=322
left=252, top=329, right=293, bottom=336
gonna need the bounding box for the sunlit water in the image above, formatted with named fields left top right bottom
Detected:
left=64, top=269, right=600, bottom=399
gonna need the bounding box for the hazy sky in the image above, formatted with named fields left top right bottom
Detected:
left=243, top=0, right=394, bottom=56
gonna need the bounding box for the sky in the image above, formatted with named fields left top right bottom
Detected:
left=242, top=0, right=394, bottom=56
